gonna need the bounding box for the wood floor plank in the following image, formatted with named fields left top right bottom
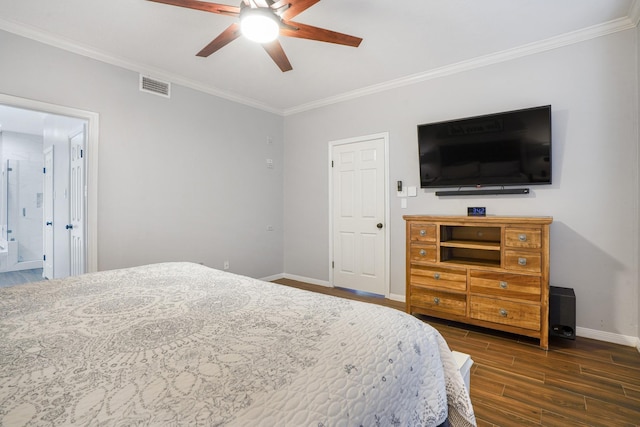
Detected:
left=580, top=362, right=640, bottom=388
left=473, top=364, right=545, bottom=388
left=470, top=374, right=505, bottom=397
left=544, top=370, right=628, bottom=406
left=471, top=385, right=541, bottom=423
left=512, top=353, right=582, bottom=376
left=501, top=384, right=596, bottom=426
left=471, top=400, right=541, bottom=426
left=612, top=350, right=640, bottom=369
left=623, top=384, right=640, bottom=402
left=475, top=419, right=495, bottom=427
left=539, top=409, right=592, bottom=427
left=551, top=336, right=631, bottom=363
left=584, top=396, right=640, bottom=426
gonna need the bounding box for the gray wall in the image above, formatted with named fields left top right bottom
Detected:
left=284, top=29, right=639, bottom=339
left=0, top=30, right=285, bottom=279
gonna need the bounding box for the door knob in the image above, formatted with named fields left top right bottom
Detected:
left=376, top=223, right=383, bottom=229
left=46, top=222, right=53, bottom=226
left=66, top=224, right=73, bottom=230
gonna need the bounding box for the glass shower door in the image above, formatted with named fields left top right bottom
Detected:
left=6, top=159, right=43, bottom=264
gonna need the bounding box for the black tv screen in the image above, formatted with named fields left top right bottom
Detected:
left=418, top=105, right=552, bottom=188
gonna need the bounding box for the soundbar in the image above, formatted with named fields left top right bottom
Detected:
left=435, top=188, right=530, bottom=196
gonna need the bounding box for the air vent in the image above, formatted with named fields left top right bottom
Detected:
left=139, top=75, right=171, bottom=98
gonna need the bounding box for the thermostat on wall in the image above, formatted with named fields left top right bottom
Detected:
left=467, top=207, right=486, bottom=216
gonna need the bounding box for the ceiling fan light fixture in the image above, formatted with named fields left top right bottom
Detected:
left=240, top=8, right=279, bottom=44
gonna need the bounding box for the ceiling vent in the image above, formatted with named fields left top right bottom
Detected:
left=139, top=75, right=171, bottom=98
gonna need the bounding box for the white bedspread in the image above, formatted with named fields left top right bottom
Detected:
left=0, top=262, right=475, bottom=426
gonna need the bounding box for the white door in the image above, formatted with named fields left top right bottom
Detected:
left=43, top=147, right=54, bottom=279
left=69, top=128, right=86, bottom=276
left=331, top=134, right=388, bottom=295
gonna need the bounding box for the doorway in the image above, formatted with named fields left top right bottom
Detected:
left=0, top=94, right=98, bottom=285
left=329, top=132, right=390, bottom=296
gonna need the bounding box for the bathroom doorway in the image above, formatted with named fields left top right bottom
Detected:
left=0, top=95, right=98, bottom=287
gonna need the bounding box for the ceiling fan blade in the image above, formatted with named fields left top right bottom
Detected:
left=262, top=40, right=293, bottom=72
left=196, top=23, right=242, bottom=57
left=147, top=0, right=240, bottom=17
left=279, top=0, right=321, bottom=20
left=281, top=21, right=362, bottom=47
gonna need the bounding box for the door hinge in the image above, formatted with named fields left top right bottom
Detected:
left=43, top=254, right=46, bottom=261
left=332, top=261, right=334, bottom=268
left=80, top=149, right=84, bottom=159
left=331, top=160, right=334, bottom=167
left=43, top=167, right=46, bottom=174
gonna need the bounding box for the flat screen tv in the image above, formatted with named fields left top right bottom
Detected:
left=418, top=105, right=551, bottom=189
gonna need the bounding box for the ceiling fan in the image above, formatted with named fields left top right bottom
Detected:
left=147, top=0, right=363, bottom=72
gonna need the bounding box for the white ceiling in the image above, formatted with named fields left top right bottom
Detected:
left=0, top=0, right=638, bottom=115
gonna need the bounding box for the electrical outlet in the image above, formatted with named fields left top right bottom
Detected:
left=267, top=225, right=274, bottom=231
left=223, top=260, right=229, bottom=270
left=266, top=159, right=274, bottom=169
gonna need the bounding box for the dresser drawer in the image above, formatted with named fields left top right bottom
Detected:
left=470, top=295, right=540, bottom=331
left=410, top=223, right=437, bottom=242
left=470, top=271, right=541, bottom=302
left=505, top=228, right=542, bottom=249
left=411, top=288, right=466, bottom=317
left=410, top=264, right=467, bottom=292
left=409, top=244, right=437, bottom=263
left=504, top=250, right=541, bottom=273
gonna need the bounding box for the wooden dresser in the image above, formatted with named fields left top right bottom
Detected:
left=404, top=215, right=553, bottom=349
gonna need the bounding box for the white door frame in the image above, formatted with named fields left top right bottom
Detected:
left=0, top=93, right=99, bottom=274
left=328, top=132, right=390, bottom=297
left=43, top=146, right=54, bottom=279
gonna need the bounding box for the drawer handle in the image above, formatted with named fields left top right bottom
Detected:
left=518, top=257, right=527, bottom=266
left=420, top=229, right=427, bottom=236
left=499, top=308, right=508, bottom=317
left=499, top=281, right=508, bottom=289
left=420, top=249, right=427, bottom=256
left=518, top=234, right=527, bottom=242
left=433, top=273, right=440, bottom=280
left=433, top=297, right=440, bottom=305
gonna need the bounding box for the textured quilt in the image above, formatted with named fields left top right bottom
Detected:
left=0, top=262, right=475, bottom=426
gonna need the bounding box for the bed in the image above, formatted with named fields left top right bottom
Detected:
left=0, top=262, right=475, bottom=426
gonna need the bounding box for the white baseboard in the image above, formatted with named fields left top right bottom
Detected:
left=389, top=293, right=406, bottom=303
left=260, top=273, right=285, bottom=282
left=576, top=326, right=640, bottom=349
left=281, top=273, right=332, bottom=288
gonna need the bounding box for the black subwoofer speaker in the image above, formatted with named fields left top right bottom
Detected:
left=549, top=286, right=576, bottom=340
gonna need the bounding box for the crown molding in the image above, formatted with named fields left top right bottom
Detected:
left=283, top=15, right=638, bottom=116
left=629, top=0, right=640, bottom=26
left=0, top=17, right=283, bottom=116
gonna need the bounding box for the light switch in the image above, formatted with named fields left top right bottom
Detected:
left=408, top=186, right=417, bottom=197
left=401, top=198, right=407, bottom=209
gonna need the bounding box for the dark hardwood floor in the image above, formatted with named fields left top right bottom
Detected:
left=274, top=278, right=640, bottom=427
